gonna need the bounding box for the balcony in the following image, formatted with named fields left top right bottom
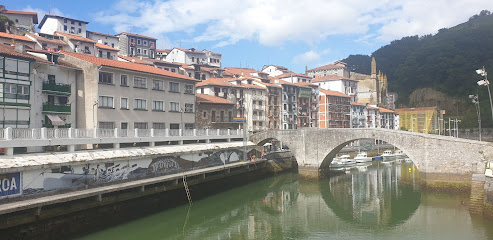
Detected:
left=252, top=95, right=264, bottom=101
left=253, top=105, right=264, bottom=111
left=42, top=103, right=71, bottom=115
left=252, top=115, right=265, bottom=121
left=42, top=82, right=71, bottom=96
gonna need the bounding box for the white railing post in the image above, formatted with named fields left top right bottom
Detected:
left=179, top=129, right=182, bottom=136
left=68, top=128, right=73, bottom=138
left=206, top=129, right=209, bottom=136
left=41, top=127, right=47, bottom=139
left=193, top=129, right=197, bottom=136
left=217, top=129, right=220, bottom=135
left=31, top=129, right=36, bottom=139
left=134, top=128, right=139, bottom=138
left=165, top=128, right=169, bottom=137
left=151, top=128, right=154, bottom=137
left=93, top=128, right=98, bottom=138
left=5, top=127, right=12, bottom=140
left=54, top=128, right=59, bottom=138
left=227, top=129, right=231, bottom=135
left=114, top=128, right=119, bottom=138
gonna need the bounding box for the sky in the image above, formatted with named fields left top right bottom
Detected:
left=6, top=0, right=493, bottom=73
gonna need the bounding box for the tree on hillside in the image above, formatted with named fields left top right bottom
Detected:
left=0, top=15, right=15, bottom=33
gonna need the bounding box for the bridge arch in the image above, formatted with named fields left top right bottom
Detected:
left=250, top=128, right=491, bottom=181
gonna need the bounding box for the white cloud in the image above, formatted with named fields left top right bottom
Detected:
left=23, top=5, right=66, bottom=23
left=293, top=49, right=331, bottom=64
left=94, top=0, right=493, bottom=47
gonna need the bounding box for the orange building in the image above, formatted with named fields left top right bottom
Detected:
left=319, top=89, right=351, bottom=128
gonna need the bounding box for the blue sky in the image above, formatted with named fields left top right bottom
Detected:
left=6, top=0, right=493, bottom=73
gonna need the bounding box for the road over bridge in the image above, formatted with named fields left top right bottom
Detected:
left=250, top=128, right=493, bottom=183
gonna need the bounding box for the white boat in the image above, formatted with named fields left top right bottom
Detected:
left=382, top=150, right=396, bottom=161
left=354, top=152, right=372, bottom=163
left=331, top=155, right=356, bottom=166
left=394, top=149, right=406, bottom=158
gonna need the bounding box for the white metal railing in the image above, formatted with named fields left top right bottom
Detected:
left=0, top=127, right=244, bottom=141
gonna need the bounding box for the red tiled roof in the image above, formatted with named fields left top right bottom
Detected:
left=277, top=79, right=299, bottom=87
left=118, top=55, right=153, bottom=65
left=1, top=10, right=38, bottom=23
left=395, top=107, right=437, bottom=113
left=0, top=44, right=80, bottom=69
left=156, top=49, right=171, bottom=53
left=197, top=78, right=237, bottom=87
left=95, top=43, right=119, bottom=52
left=0, top=32, right=35, bottom=43
left=350, top=102, right=366, bottom=106
left=173, top=62, right=194, bottom=70
left=86, top=30, right=118, bottom=38
left=26, top=33, right=68, bottom=46
left=295, top=82, right=317, bottom=87
left=63, top=51, right=198, bottom=81
left=255, top=80, right=282, bottom=88
left=275, top=72, right=311, bottom=79
left=196, top=94, right=234, bottom=105
left=223, top=67, right=261, bottom=76
left=319, top=89, right=350, bottom=98
left=307, top=64, right=346, bottom=72
left=117, top=32, right=157, bottom=40
left=379, top=107, right=395, bottom=113
left=55, top=31, right=95, bottom=44
left=313, top=75, right=355, bottom=82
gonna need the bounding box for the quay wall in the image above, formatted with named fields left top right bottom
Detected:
left=0, top=142, right=260, bottom=200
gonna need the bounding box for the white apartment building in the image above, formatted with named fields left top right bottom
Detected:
left=276, top=72, right=312, bottom=84
left=62, top=51, right=199, bottom=130
left=306, top=63, right=350, bottom=78
left=261, top=65, right=289, bottom=77
left=0, top=32, right=36, bottom=49
left=116, top=32, right=157, bottom=58
left=55, top=31, right=96, bottom=55
left=166, top=48, right=222, bottom=68
left=350, top=102, right=368, bottom=128
left=86, top=30, right=119, bottom=49
left=313, top=75, right=358, bottom=102
left=39, top=14, right=89, bottom=37
left=26, top=33, right=69, bottom=51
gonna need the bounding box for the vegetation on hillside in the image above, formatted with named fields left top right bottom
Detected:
left=342, top=10, right=493, bottom=128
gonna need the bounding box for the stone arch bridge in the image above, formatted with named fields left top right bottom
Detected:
left=250, top=128, right=493, bottom=182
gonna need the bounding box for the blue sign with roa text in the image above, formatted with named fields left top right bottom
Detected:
left=0, top=172, right=21, bottom=198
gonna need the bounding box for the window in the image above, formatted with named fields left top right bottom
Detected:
left=184, top=84, right=194, bottom=94
left=99, top=71, right=113, bottom=84
left=143, top=40, right=147, bottom=46
left=134, top=122, right=148, bottom=129
left=99, top=122, right=115, bottom=129
left=134, top=76, right=147, bottom=88
left=130, top=38, right=135, bottom=43
left=111, top=43, right=115, bottom=48
left=185, top=103, right=193, bottom=113
left=171, top=69, right=176, bottom=73
left=170, top=123, right=179, bottom=129
left=4, top=84, right=29, bottom=100
left=169, top=82, right=179, bottom=92
left=71, top=20, right=75, bottom=24
left=152, top=79, right=164, bottom=90
left=153, top=122, right=165, bottom=129
left=137, top=39, right=141, bottom=45
left=98, top=96, right=114, bottom=108
left=143, top=49, right=147, bottom=55
left=134, top=99, right=147, bottom=110
left=79, top=22, right=81, bottom=26
left=64, top=19, right=67, bottom=23
left=121, top=75, right=128, bottom=86
left=153, top=100, right=164, bottom=111
left=150, top=42, right=154, bottom=46
left=120, top=97, right=128, bottom=109
left=64, top=25, right=67, bottom=31
left=78, top=28, right=81, bottom=33
left=106, top=52, right=111, bottom=59
left=169, top=102, right=180, bottom=112
left=99, top=51, right=103, bottom=57
left=185, top=123, right=194, bottom=129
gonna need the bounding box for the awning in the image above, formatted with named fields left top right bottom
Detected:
left=47, top=114, right=65, bottom=126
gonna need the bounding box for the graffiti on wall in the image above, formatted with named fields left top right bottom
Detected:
left=19, top=147, right=256, bottom=197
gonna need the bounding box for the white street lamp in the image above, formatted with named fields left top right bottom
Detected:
left=469, top=94, right=482, bottom=141
left=477, top=66, right=493, bottom=122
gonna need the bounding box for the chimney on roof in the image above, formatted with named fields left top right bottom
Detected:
left=14, top=43, right=26, bottom=54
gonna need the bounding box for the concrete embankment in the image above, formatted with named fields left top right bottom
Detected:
left=0, top=143, right=297, bottom=240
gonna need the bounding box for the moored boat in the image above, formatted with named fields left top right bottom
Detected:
left=354, top=152, right=372, bottom=163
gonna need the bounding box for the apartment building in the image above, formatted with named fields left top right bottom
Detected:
left=379, top=108, right=397, bottom=129
left=55, top=31, right=96, bottom=55
left=306, top=62, right=350, bottom=78
left=319, top=89, right=351, bottom=128
left=0, top=32, right=36, bottom=49
left=255, top=80, right=282, bottom=130
left=116, top=32, right=157, bottom=58
left=261, top=65, right=289, bottom=77
left=166, top=48, right=222, bottom=68
left=62, top=51, right=199, bottom=130
left=278, top=80, right=298, bottom=130
left=350, top=102, right=368, bottom=128
left=26, top=33, right=69, bottom=51
left=275, top=72, right=312, bottom=84
left=0, top=5, right=38, bottom=33
left=86, top=30, right=119, bottom=49
left=39, top=14, right=89, bottom=37
left=295, top=82, right=319, bottom=128
left=195, top=94, right=239, bottom=129
left=313, top=75, right=358, bottom=102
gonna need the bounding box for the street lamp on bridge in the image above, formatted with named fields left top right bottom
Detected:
left=469, top=94, right=482, bottom=141
left=476, top=66, right=493, bottom=122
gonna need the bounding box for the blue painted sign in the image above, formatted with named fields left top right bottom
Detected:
left=0, top=172, right=21, bottom=197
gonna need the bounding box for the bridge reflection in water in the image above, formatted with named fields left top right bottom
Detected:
left=80, top=161, right=493, bottom=240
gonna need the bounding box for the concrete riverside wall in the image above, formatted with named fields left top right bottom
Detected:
left=0, top=142, right=260, bottom=200
left=251, top=128, right=493, bottom=183
left=485, top=176, right=493, bottom=217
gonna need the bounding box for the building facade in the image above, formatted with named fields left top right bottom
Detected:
left=319, top=89, right=350, bottom=128
left=0, top=6, right=38, bottom=33
left=313, top=75, right=358, bottom=102
left=306, top=62, right=350, bottom=78
left=395, top=107, right=444, bottom=133
left=195, top=94, right=239, bottom=129
left=39, top=14, right=89, bottom=37
left=116, top=32, right=157, bottom=58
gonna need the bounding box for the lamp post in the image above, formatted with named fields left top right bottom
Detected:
left=469, top=94, right=482, bottom=141
left=476, top=66, right=493, bottom=122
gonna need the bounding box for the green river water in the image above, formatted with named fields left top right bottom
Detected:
left=79, top=161, right=493, bottom=240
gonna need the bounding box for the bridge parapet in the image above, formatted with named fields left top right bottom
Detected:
left=251, top=128, right=493, bottom=182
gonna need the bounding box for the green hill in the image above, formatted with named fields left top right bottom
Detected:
left=342, top=10, right=493, bottom=128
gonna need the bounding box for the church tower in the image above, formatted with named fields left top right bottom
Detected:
left=371, top=57, right=377, bottom=79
